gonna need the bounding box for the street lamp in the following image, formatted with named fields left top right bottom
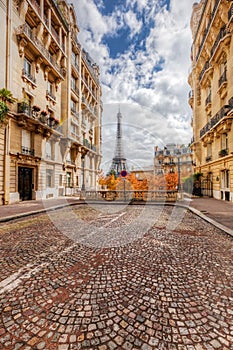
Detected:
left=176, top=150, right=181, bottom=192
left=81, top=148, right=88, bottom=194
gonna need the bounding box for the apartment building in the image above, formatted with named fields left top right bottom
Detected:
left=189, top=0, right=233, bottom=201
left=154, top=144, right=192, bottom=179
left=0, top=0, right=102, bottom=204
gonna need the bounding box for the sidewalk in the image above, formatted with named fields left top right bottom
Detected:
left=0, top=197, right=83, bottom=222
left=187, top=196, right=233, bottom=236
left=0, top=196, right=232, bottom=236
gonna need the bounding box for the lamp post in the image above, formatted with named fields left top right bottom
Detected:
left=81, top=149, right=88, bottom=198
left=176, top=150, right=182, bottom=195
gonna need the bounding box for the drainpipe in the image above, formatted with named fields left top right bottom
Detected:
left=3, top=0, right=12, bottom=205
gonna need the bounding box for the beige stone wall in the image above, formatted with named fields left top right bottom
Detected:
left=189, top=0, right=233, bottom=201
left=0, top=0, right=102, bottom=204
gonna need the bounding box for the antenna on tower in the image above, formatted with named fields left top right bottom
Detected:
left=109, top=110, right=127, bottom=176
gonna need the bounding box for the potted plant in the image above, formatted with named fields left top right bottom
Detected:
left=0, top=88, right=16, bottom=124
left=219, top=149, right=228, bottom=157
left=40, top=110, right=48, bottom=123
left=32, top=105, right=40, bottom=112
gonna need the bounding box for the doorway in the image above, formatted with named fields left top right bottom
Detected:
left=18, top=167, right=33, bottom=201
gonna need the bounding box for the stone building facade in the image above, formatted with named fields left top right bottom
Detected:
left=154, top=144, right=192, bottom=179
left=0, top=0, right=102, bottom=204
left=189, top=0, right=233, bottom=201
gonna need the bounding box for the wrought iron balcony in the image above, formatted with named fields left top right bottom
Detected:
left=199, top=61, right=210, bottom=81
left=210, top=26, right=228, bottom=58
left=83, top=139, right=96, bottom=152
left=200, top=105, right=232, bottom=138
left=21, top=146, right=35, bottom=156
left=195, top=0, right=221, bottom=61
left=17, top=102, right=61, bottom=132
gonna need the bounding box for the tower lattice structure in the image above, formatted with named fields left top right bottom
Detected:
left=109, top=111, right=127, bottom=176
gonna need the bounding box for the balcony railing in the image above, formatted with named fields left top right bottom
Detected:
left=22, top=146, right=35, bottom=156
left=195, top=0, right=221, bottom=61
left=82, top=50, right=99, bottom=83
left=219, top=69, right=227, bottom=87
left=16, top=23, right=64, bottom=78
left=17, top=102, right=60, bottom=131
left=83, top=139, right=96, bottom=152
left=210, top=26, right=227, bottom=57
left=22, top=68, right=36, bottom=85
left=200, top=105, right=232, bottom=138
left=199, top=61, right=210, bottom=81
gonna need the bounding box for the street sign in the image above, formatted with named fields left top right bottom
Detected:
left=120, top=170, right=127, bottom=177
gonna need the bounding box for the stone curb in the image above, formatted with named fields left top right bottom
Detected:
left=0, top=200, right=85, bottom=223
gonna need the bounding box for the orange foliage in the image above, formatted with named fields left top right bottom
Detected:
left=99, top=174, right=119, bottom=190
left=165, top=172, right=178, bottom=190
left=99, top=172, right=178, bottom=191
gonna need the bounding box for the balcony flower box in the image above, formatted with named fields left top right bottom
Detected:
left=40, top=110, right=48, bottom=123
left=219, top=149, right=228, bottom=157
left=32, top=105, right=40, bottom=112
left=41, top=110, right=48, bottom=116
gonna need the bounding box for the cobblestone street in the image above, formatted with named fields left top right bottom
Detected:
left=0, top=204, right=233, bottom=350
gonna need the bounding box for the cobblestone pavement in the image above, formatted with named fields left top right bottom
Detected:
left=0, top=205, right=233, bottom=350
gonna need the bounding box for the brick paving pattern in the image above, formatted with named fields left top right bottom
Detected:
left=0, top=205, right=233, bottom=350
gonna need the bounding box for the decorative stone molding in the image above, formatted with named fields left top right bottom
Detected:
left=55, top=78, right=61, bottom=91
left=36, top=57, right=43, bottom=73
left=44, top=66, right=51, bottom=81
left=18, top=37, right=27, bottom=57
left=19, top=0, right=28, bottom=19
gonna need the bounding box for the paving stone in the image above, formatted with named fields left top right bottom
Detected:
left=0, top=206, right=232, bottom=350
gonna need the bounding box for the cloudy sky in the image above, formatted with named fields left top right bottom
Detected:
left=74, top=0, right=195, bottom=173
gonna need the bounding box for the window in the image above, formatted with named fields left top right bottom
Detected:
left=71, top=76, right=76, bottom=90
left=66, top=172, right=71, bottom=187
left=76, top=176, right=79, bottom=186
left=45, top=141, right=52, bottom=159
left=66, top=151, right=71, bottom=162
left=48, top=81, right=53, bottom=94
left=219, top=60, right=227, bottom=86
left=46, top=169, right=53, bottom=188
left=70, top=99, right=76, bottom=112
left=72, top=52, right=78, bottom=67
left=221, top=170, right=230, bottom=188
left=221, top=133, right=228, bottom=150
left=22, top=130, right=31, bottom=148
left=59, top=174, right=63, bottom=186
left=24, top=58, right=31, bottom=76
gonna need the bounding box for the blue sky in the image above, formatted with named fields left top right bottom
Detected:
left=74, top=0, right=195, bottom=172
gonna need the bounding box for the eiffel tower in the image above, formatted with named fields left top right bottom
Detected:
left=109, top=110, right=127, bottom=176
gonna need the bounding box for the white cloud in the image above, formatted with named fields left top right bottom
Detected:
left=74, top=0, right=196, bottom=172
